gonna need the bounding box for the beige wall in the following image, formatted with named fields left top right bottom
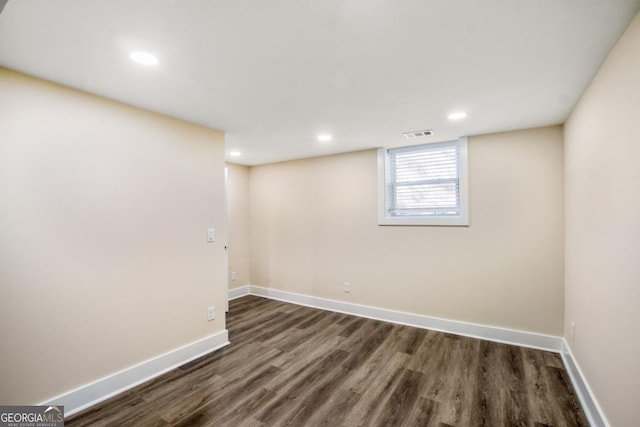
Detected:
left=0, top=69, right=228, bottom=404
left=249, top=126, right=564, bottom=335
left=564, top=13, right=640, bottom=427
left=226, top=163, right=251, bottom=289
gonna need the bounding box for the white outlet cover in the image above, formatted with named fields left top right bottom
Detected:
left=207, top=306, right=215, bottom=321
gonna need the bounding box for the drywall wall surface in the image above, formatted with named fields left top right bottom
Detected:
left=0, top=68, right=227, bottom=404
left=249, top=126, right=564, bottom=336
left=564, top=12, right=640, bottom=427
left=226, top=162, right=251, bottom=289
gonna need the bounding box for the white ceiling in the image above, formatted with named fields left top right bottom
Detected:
left=1, top=1, right=639, bottom=165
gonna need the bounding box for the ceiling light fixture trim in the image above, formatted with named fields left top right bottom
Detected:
left=129, top=51, right=159, bottom=66
left=447, top=111, right=467, bottom=121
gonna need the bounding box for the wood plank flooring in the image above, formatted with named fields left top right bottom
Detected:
left=66, top=295, right=588, bottom=426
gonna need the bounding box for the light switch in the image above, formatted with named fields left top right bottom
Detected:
left=207, top=228, right=215, bottom=242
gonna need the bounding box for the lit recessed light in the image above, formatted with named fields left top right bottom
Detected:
left=448, top=111, right=467, bottom=121
left=130, top=51, right=158, bottom=66
left=317, top=134, right=333, bottom=142
left=229, top=151, right=242, bottom=157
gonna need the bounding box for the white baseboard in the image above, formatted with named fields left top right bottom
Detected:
left=245, top=285, right=562, bottom=353
left=228, top=285, right=250, bottom=300
left=41, top=330, right=229, bottom=417
left=561, top=340, right=608, bottom=427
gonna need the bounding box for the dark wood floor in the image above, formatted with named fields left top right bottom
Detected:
left=67, top=295, right=588, bottom=426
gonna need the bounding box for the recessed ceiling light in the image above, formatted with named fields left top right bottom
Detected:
left=448, top=111, right=467, bottom=121
left=317, top=134, right=333, bottom=142
left=229, top=151, right=242, bottom=157
left=130, top=51, right=158, bottom=66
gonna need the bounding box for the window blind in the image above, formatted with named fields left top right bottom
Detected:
left=387, top=142, right=460, bottom=217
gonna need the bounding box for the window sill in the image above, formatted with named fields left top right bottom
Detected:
left=378, top=215, right=469, bottom=227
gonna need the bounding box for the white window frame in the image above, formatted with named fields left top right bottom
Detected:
left=377, top=137, right=469, bottom=226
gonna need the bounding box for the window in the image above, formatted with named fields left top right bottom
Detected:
left=378, top=138, right=468, bottom=226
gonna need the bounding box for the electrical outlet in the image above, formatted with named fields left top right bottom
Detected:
left=207, top=228, right=215, bottom=242
left=343, top=282, right=351, bottom=293
left=571, top=322, right=576, bottom=341
left=231, top=271, right=238, bottom=281
left=207, top=306, right=215, bottom=321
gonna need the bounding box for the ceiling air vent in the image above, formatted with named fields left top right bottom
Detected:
left=403, top=129, right=433, bottom=139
